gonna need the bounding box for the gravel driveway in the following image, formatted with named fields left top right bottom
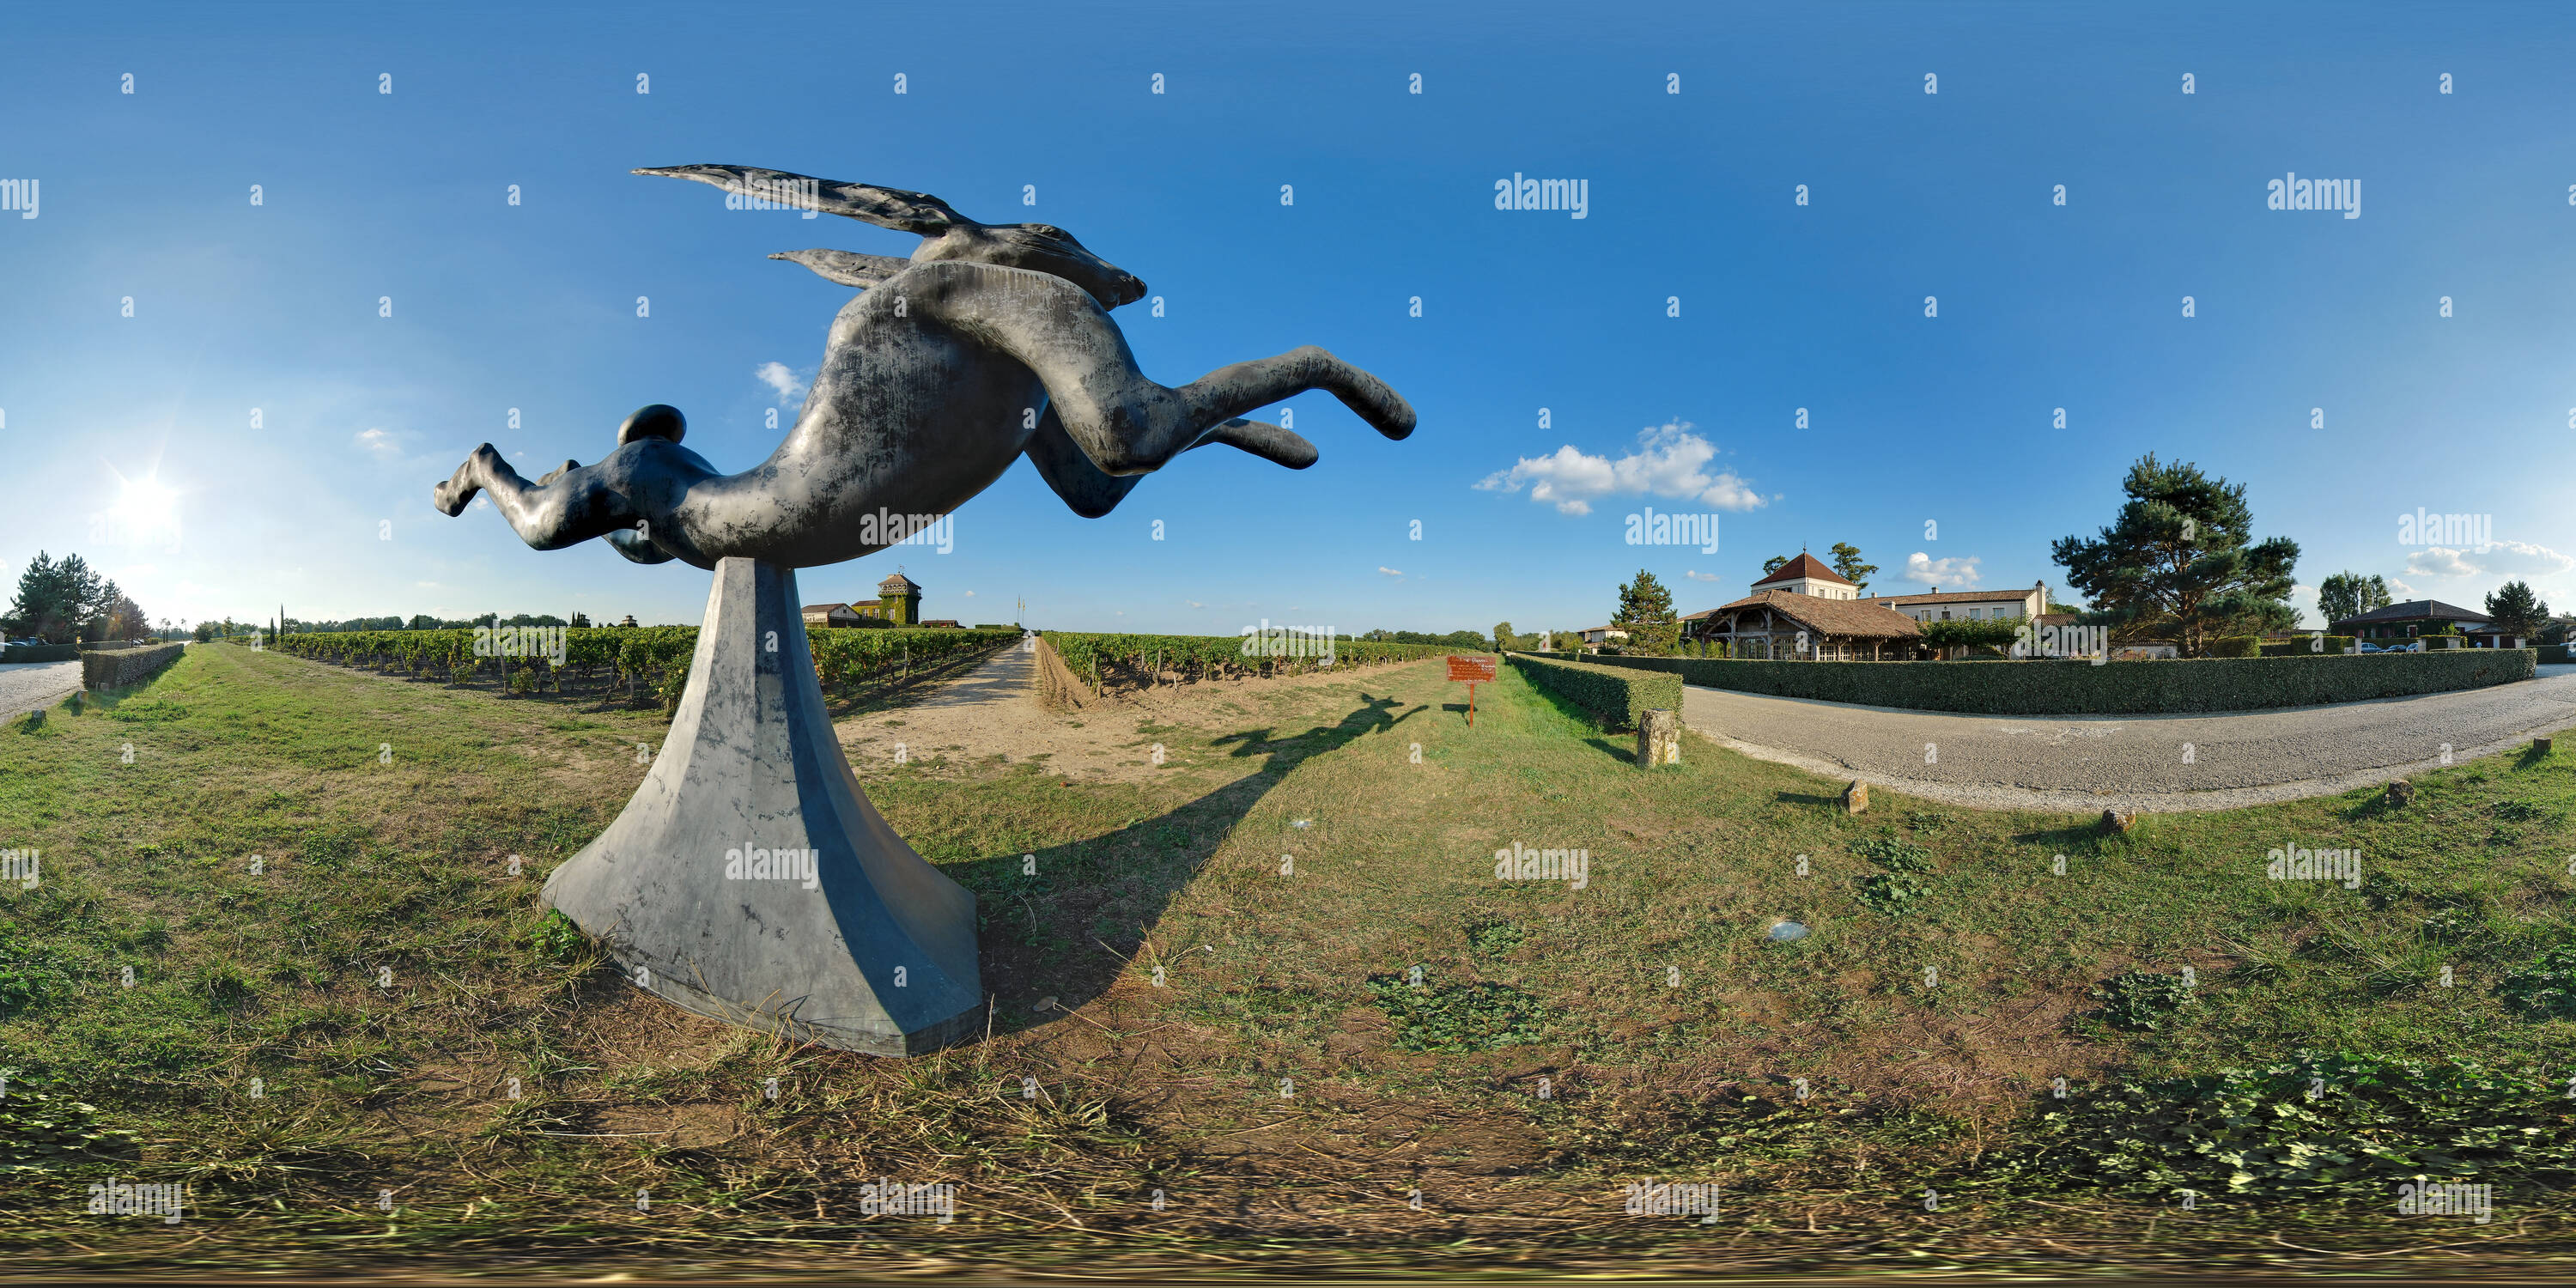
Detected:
left=1680, top=664, right=2576, bottom=814
left=0, top=659, right=84, bottom=723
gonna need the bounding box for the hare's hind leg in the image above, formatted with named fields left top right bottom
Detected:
left=1024, top=406, right=1307, bottom=518
left=914, top=260, right=1413, bottom=477
left=432, top=444, right=635, bottom=551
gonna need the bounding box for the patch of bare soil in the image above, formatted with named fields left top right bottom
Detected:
left=835, top=647, right=1429, bottom=784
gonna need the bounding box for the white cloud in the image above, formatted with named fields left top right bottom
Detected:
left=2481, top=539, right=2575, bottom=580
left=2401, top=540, right=2574, bottom=584
left=1684, top=569, right=1723, bottom=582
left=354, top=428, right=403, bottom=459
left=1378, top=566, right=1404, bottom=578
left=1475, top=419, right=1766, bottom=517
left=962, top=590, right=975, bottom=597
left=2404, top=546, right=2480, bottom=578
left=1903, top=552, right=1983, bottom=588
left=2387, top=578, right=2417, bottom=598
left=1185, top=600, right=1204, bottom=609
left=756, top=361, right=811, bottom=410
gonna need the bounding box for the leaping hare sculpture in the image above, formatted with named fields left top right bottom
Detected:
left=433, top=164, right=1417, bottom=569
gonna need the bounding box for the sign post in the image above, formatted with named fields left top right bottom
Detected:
left=1448, top=654, right=1498, bottom=726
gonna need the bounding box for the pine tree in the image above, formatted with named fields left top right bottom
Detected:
left=2485, top=580, right=2549, bottom=638
left=1829, top=543, right=1877, bottom=592
left=2051, top=453, right=2300, bottom=657
left=1613, top=570, right=1679, bottom=654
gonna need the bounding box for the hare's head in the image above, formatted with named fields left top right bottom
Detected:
left=635, top=165, right=1149, bottom=309
left=914, top=222, right=1147, bottom=310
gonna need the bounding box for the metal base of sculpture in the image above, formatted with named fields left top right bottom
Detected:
left=543, top=557, right=983, bottom=1055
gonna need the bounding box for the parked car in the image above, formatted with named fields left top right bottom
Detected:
left=2357, top=640, right=2423, bottom=653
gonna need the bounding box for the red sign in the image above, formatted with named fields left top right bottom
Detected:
left=1448, top=654, right=1497, bottom=726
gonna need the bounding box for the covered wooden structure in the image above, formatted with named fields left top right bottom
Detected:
left=1682, top=588, right=1928, bottom=660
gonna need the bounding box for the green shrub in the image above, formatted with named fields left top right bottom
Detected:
left=1996, top=1053, right=2576, bottom=1200
left=0, top=1073, right=139, bottom=1172
left=1567, top=650, right=2530, bottom=716
left=2205, top=635, right=2261, bottom=659
left=1510, top=654, right=1682, bottom=732
left=1852, top=834, right=1935, bottom=872
left=1, top=643, right=79, bottom=663
left=531, top=910, right=589, bottom=962
left=1855, top=872, right=1930, bottom=914
left=1365, top=974, right=1548, bottom=1052
left=2498, top=945, right=2576, bottom=1019
left=2090, top=970, right=2197, bottom=1030
left=2542, top=644, right=2573, bottom=664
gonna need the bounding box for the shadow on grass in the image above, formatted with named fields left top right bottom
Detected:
left=952, top=692, right=1427, bottom=1036
left=2009, top=820, right=2130, bottom=854
left=1772, top=790, right=1843, bottom=809
left=1513, top=679, right=1640, bottom=762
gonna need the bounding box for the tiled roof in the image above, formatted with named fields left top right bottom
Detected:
left=1862, top=587, right=2042, bottom=606
left=2329, top=598, right=2492, bottom=627
left=878, top=573, right=920, bottom=592
left=800, top=604, right=854, bottom=614
left=1751, top=552, right=1854, bottom=587
left=1698, top=589, right=1924, bottom=640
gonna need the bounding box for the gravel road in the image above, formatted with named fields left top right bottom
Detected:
left=1680, top=665, right=2576, bottom=814
left=0, top=659, right=84, bottom=722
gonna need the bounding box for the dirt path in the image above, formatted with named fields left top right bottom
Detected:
left=833, top=644, right=1430, bottom=781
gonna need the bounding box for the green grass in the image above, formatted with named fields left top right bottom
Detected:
left=2, top=646, right=2573, bottom=1274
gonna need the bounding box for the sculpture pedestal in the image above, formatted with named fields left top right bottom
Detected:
left=544, top=557, right=983, bottom=1055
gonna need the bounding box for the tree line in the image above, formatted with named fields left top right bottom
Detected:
left=5, top=551, right=159, bottom=644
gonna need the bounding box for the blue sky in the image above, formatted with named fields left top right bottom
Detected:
left=4, top=1, right=2573, bottom=635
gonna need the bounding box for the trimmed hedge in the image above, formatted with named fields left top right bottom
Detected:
left=2542, top=643, right=2573, bottom=665
left=1540, top=649, right=2535, bottom=715
left=1510, top=653, right=1682, bottom=731
left=82, top=642, right=185, bottom=690
left=2259, top=636, right=2355, bottom=657
left=2, top=643, right=80, bottom=663
left=2206, top=635, right=2261, bottom=659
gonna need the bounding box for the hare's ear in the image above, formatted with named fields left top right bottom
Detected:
left=634, top=164, right=971, bottom=234
left=770, top=249, right=913, bottom=289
